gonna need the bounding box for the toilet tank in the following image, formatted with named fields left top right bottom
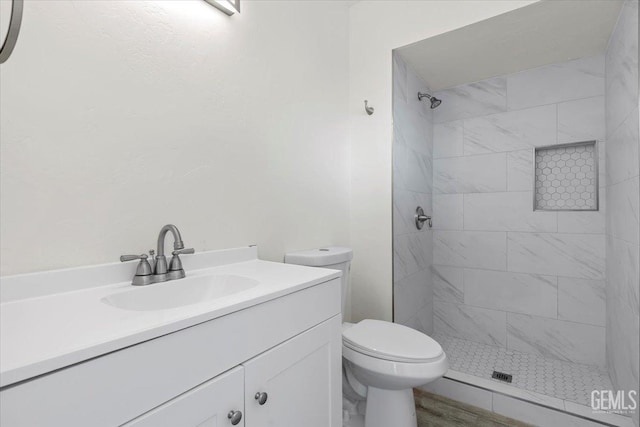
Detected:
left=284, top=247, right=353, bottom=321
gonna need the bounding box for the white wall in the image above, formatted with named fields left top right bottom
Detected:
left=0, top=0, right=351, bottom=275
left=348, top=0, right=539, bottom=322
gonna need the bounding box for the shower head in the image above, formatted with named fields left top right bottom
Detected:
left=417, top=92, right=442, bottom=109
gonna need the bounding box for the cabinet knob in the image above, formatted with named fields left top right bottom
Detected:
left=227, top=410, right=242, bottom=425
left=254, top=391, right=268, bottom=405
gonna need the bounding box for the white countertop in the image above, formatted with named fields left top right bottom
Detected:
left=0, top=249, right=340, bottom=388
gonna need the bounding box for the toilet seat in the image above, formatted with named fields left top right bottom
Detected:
left=342, top=319, right=443, bottom=363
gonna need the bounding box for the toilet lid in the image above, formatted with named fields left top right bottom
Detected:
left=342, top=319, right=443, bottom=363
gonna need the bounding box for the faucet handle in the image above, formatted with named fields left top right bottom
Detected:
left=120, top=254, right=149, bottom=262
left=168, top=248, right=194, bottom=278
left=120, top=254, right=153, bottom=284
left=172, top=248, right=195, bottom=256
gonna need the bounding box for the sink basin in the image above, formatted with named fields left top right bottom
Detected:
left=102, top=275, right=259, bottom=311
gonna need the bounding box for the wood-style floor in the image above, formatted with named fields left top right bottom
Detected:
left=414, top=389, right=534, bottom=427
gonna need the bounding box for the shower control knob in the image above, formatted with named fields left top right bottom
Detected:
left=414, top=206, right=433, bottom=230
left=255, top=391, right=268, bottom=405
left=227, top=410, right=242, bottom=425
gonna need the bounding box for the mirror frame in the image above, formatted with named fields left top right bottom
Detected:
left=0, top=0, right=23, bottom=64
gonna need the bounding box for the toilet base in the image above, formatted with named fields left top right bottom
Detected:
left=364, top=387, right=416, bottom=427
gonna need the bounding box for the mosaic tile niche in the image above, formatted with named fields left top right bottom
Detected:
left=534, top=141, right=598, bottom=211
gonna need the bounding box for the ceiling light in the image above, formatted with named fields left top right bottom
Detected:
left=204, top=0, right=240, bottom=16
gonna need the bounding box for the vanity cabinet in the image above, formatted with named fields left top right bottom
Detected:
left=122, top=316, right=340, bottom=427
left=0, top=278, right=342, bottom=427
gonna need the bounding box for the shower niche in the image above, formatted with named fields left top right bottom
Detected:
left=534, top=141, right=598, bottom=211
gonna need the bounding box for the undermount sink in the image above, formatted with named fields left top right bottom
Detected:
left=102, top=275, right=259, bottom=311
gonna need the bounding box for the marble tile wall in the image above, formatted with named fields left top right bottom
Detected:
left=392, top=53, right=434, bottom=334
left=604, top=2, right=640, bottom=425
left=431, top=54, right=608, bottom=367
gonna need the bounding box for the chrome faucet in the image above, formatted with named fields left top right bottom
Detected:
left=120, top=224, right=194, bottom=286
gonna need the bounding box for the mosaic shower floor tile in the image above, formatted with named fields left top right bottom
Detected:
left=433, top=333, right=613, bottom=407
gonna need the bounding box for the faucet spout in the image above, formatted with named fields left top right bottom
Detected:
left=157, top=224, right=185, bottom=257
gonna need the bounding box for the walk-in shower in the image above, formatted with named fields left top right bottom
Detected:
left=392, top=2, right=638, bottom=426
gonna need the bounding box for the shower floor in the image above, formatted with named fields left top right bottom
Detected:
left=433, top=333, right=612, bottom=406
left=431, top=333, right=634, bottom=426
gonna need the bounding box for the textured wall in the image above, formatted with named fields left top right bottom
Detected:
left=392, top=54, right=433, bottom=333
left=430, top=55, right=607, bottom=367
left=0, top=1, right=351, bottom=275
left=604, top=1, right=639, bottom=425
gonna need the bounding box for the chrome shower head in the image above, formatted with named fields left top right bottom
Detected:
left=417, top=92, right=442, bottom=109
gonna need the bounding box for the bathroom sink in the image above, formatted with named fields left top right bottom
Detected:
left=102, top=275, right=259, bottom=311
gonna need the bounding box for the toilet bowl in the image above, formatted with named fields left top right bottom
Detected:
left=342, top=320, right=447, bottom=427
left=285, top=247, right=448, bottom=427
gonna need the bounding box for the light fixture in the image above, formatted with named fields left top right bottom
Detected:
left=204, top=0, right=240, bottom=16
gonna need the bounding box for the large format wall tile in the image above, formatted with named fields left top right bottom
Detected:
left=405, top=147, right=432, bottom=193
left=606, top=105, right=639, bottom=185
left=507, top=149, right=533, bottom=192
left=464, top=268, right=557, bottom=318
left=392, top=54, right=434, bottom=335
left=607, top=293, right=640, bottom=407
left=507, top=55, right=605, bottom=111
left=605, top=3, right=640, bottom=411
left=557, top=277, right=606, bottom=326
left=393, top=53, right=408, bottom=104
left=394, top=268, right=430, bottom=325
left=434, top=231, right=507, bottom=270
left=606, top=177, right=640, bottom=245
left=557, top=96, right=605, bottom=144
left=433, top=120, right=463, bottom=159
left=435, top=302, right=507, bottom=346
left=432, top=264, right=464, bottom=303
left=393, top=189, right=430, bottom=236
left=432, top=194, right=463, bottom=230
left=464, top=191, right=557, bottom=232
left=557, top=191, right=606, bottom=234
left=606, top=235, right=640, bottom=315
left=605, top=0, right=639, bottom=134
left=507, top=313, right=606, bottom=366
left=394, top=106, right=430, bottom=156
left=394, top=223, right=431, bottom=281
left=434, top=153, right=506, bottom=194
left=463, top=105, right=556, bottom=155
left=433, top=77, right=507, bottom=123
left=507, top=232, right=605, bottom=279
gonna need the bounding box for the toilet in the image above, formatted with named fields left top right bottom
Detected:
left=285, top=247, right=448, bottom=427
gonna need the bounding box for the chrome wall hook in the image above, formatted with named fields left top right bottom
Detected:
left=364, top=100, right=374, bottom=115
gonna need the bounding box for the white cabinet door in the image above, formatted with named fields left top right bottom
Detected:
left=123, top=366, right=245, bottom=427
left=243, top=315, right=342, bottom=427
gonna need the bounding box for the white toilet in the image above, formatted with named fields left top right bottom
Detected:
left=285, top=247, right=448, bottom=427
